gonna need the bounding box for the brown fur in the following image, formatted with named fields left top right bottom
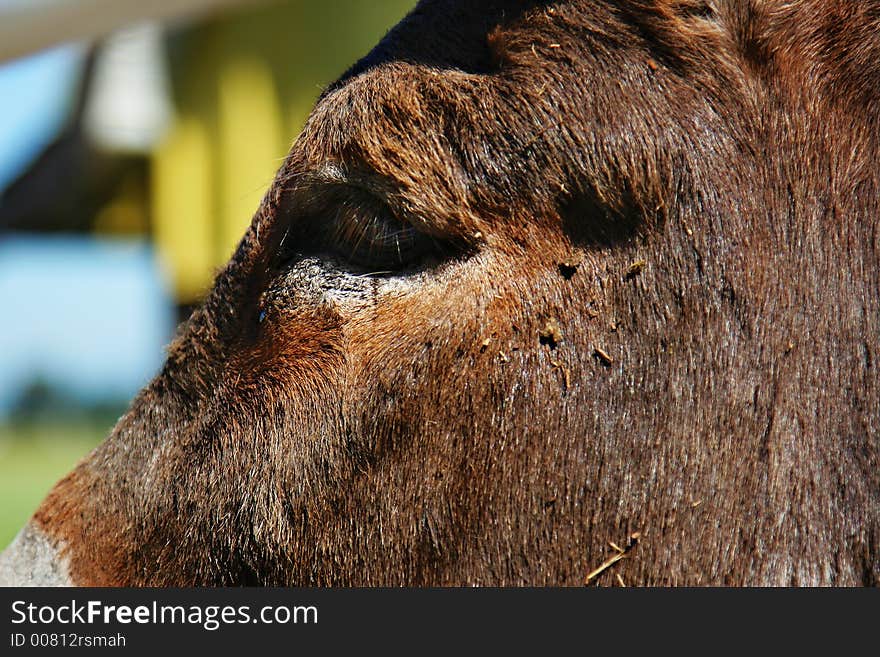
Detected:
left=33, top=0, right=879, bottom=585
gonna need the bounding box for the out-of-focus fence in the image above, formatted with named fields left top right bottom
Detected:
left=0, top=0, right=265, bottom=64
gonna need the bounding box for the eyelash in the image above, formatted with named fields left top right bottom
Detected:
left=326, top=197, right=436, bottom=269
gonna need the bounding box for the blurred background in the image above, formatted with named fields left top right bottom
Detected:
left=0, top=0, right=413, bottom=548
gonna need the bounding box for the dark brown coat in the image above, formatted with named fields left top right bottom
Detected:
left=27, top=0, right=880, bottom=585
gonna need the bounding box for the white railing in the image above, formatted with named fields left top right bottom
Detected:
left=0, top=0, right=267, bottom=64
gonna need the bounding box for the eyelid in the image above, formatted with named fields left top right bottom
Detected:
left=278, top=174, right=454, bottom=271
left=329, top=196, right=432, bottom=268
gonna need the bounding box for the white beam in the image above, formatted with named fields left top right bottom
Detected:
left=0, top=0, right=269, bottom=64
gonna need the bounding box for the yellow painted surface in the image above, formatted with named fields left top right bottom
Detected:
left=217, top=56, right=283, bottom=262
left=152, top=116, right=215, bottom=303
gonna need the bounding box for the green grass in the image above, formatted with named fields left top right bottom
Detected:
left=0, top=419, right=108, bottom=550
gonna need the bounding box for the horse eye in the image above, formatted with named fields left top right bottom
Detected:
left=329, top=200, right=436, bottom=270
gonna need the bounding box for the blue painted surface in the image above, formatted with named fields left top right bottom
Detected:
left=0, top=236, right=175, bottom=417
left=0, top=43, right=84, bottom=194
